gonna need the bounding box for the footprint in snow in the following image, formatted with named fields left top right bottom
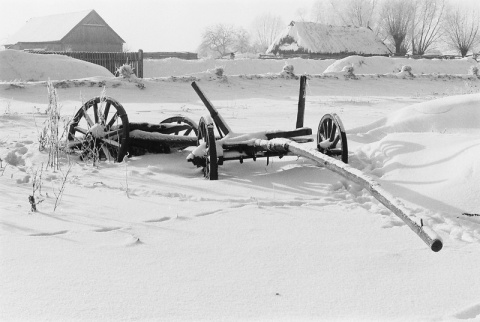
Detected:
left=94, top=227, right=122, bottom=233
left=30, top=230, right=69, bottom=237
left=144, top=217, right=171, bottom=223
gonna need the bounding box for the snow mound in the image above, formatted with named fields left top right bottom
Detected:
left=350, top=93, right=480, bottom=137
left=352, top=94, right=480, bottom=215
left=144, top=57, right=334, bottom=77
left=324, top=55, right=479, bottom=75
left=0, top=50, right=114, bottom=82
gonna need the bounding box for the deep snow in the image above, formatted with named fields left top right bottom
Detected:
left=0, top=50, right=479, bottom=321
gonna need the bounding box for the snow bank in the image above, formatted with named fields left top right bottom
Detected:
left=0, top=50, right=113, bottom=82
left=350, top=93, right=480, bottom=136
left=351, top=93, right=480, bottom=215
left=146, top=55, right=479, bottom=78
left=324, top=55, right=479, bottom=75
left=144, top=57, right=334, bottom=77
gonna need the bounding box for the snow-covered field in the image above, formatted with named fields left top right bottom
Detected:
left=1, top=50, right=479, bottom=321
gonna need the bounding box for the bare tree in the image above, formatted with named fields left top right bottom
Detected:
left=295, top=7, right=310, bottom=23
left=251, top=14, right=285, bottom=53
left=198, top=24, right=245, bottom=58
left=410, top=0, right=445, bottom=55
left=443, top=4, right=479, bottom=57
left=234, top=27, right=252, bottom=54
left=379, top=0, right=415, bottom=54
left=309, top=0, right=337, bottom=24
left=331, top=0, right=378, bottom=28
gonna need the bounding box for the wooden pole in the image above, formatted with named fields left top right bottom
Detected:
left=296, top=75, right=307, bottom=128
left=253, top=138, right=443, bottom=252
left=137, top=49, right=144, bottom=78
left=191, top=82, right=232, bottom=136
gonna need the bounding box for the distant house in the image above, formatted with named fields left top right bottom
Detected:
left=5, top=10, right=124, bottom=52
left=266, top=21, right=390, bottom=59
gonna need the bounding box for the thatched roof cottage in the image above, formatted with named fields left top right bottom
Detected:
left=266, top=21, right=390, bottom=59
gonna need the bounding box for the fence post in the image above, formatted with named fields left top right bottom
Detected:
left=296, top=75, right=307, bottom=129
left=137, top=49, right=144, bottom=78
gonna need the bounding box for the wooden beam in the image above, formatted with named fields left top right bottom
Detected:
left=253, top=138, right=443, bottom=252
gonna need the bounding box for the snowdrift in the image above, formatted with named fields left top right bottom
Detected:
left=144, top=57, right=335, bottom=77
left=351, top=93, right=480, bottom=216
left=324, top=55, right=479, bottom=75
left=0, top=49, right=113, bottom=82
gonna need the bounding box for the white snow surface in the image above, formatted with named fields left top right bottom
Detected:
left=0, top=53, right=480, bottom=321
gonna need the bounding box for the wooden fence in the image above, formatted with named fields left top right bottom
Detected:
left=143, top=52, right=198, bottom=60
left=26, top=50, right=144, bottom=78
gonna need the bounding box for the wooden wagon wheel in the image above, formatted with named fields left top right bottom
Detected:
left=317, top=113, right=348, bottom=163
left=67, top=96, right=130, bottom=162
left=159, top=115, right=199, bottom=150
left=198, top=116, right=218, bottom=180
left=160, top=115, right=198, bottom=136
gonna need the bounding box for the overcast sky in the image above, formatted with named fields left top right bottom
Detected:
left=1, top=0, right=477, bottom=52
left=0, top=0, right=318, bottom=51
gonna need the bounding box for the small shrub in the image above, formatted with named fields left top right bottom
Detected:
left=401, top=65, right=412, bottom=73
left=280, top=64, right=298, bottom=79
left=214, top=66, right=224, bottom=77
left=342, top=65, right=354, bottom=74
left=43, top=81, right=63, bottom=170
left=116, top=63, right=135, bottom=78
left=341, top=65, right=357, bottom=79
left=469, top=65, right=479, bottom=76
left=283, top=64, right=295, bottom=74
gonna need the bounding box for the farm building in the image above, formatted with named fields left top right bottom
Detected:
left=4, top=10, right=124, bottom=52
left=266, top=21, right=390, bottom=59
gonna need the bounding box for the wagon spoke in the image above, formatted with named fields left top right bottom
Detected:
left=67, top=138, right=86, bottom=149
left=101, top=144, right=114, bottom=161
left=93, top=102, right=99, bottom=123
left=74, top=126, right=89, bottom=135
left=98, top=138, right=121, bottom=148
left=331, top=135, right=341, bottom=147
left=106, top=112, right=119, bottom=129
left=103, top=101, right=111, bottom=125
left=83, top=108, right=94, bottom=127
left=329, top=123, right=337, bottom=141
left=103, top=129, right=122, bottom=139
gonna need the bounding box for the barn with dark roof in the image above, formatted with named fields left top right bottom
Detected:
left=5, top=10, right=124, bottom=52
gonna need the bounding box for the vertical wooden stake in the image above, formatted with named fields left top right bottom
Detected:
left=296, top=75, right=307, bottom=128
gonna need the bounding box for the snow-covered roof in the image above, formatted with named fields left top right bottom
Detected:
left=6, top=10, right=95, bottom=44
left=267, top=21, right=390, bottom=55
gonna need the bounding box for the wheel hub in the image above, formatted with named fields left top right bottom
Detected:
left=89, top=123, right=106, bottom=138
